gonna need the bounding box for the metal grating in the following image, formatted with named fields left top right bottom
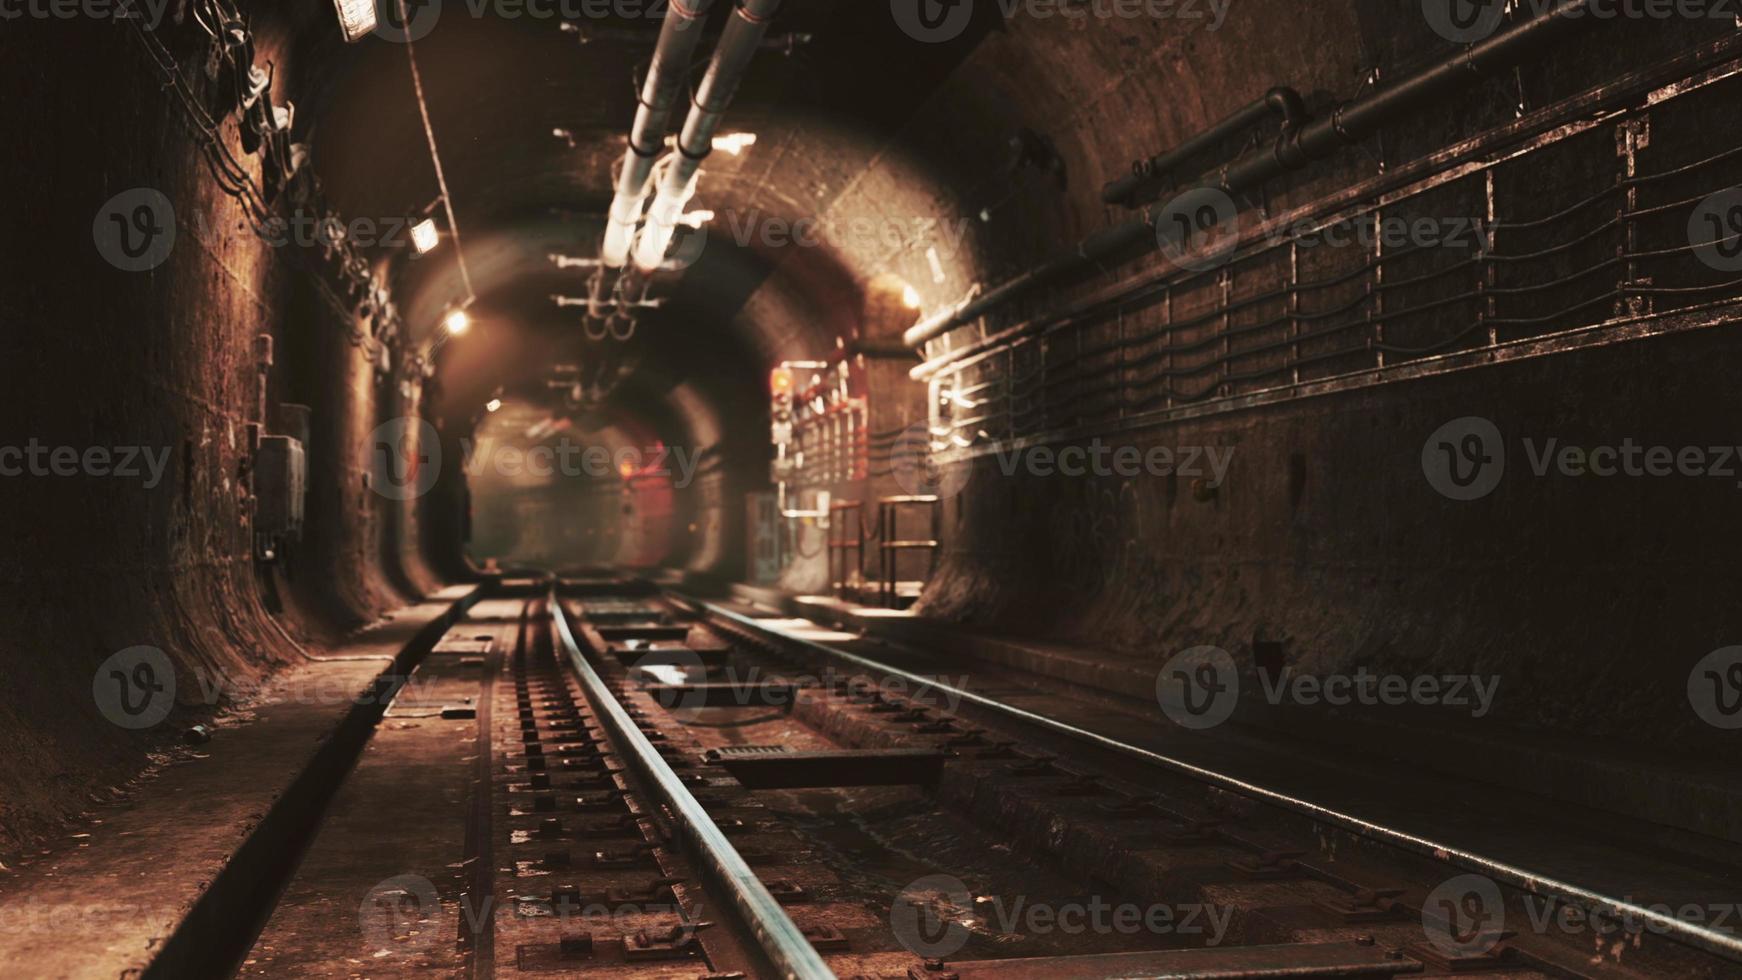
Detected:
left=929, top=52, right=1742, bottom=456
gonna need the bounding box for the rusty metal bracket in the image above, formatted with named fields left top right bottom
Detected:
left=1404, top=933, right=1516, bottom=973
left=801, top=924, right=851, bottom=952
left=1228, top=849, right=1306, bottom=879
left=623, top=924, right=703, bottom=962
left=1317, top=887, right=1408, bottom=923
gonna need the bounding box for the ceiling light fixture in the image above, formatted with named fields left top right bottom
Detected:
left=485, top=398, right=503, bottom=413
left=398, top=0, right=479, bottom=318
left=712, top=133, right=758, bottom=156
left=331, top=0, right=377, bottom=42
left=444, top=308, right=472, bottom=336
left=409, top=217, right=440, bottom=255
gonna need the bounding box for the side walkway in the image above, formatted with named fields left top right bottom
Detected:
left=0, top=584, right=480, bottom=980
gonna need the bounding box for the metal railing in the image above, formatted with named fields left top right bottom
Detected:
left=925, top=46, right=1742, bottom=457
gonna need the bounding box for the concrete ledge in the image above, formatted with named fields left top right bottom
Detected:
left=0, top=584, right=483, bottom=980
left=773, top=590, right=1742, bottom=850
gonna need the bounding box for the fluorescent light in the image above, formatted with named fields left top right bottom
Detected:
left=485, top=398, right=502, bottom=413
left=444, top=309, right=472, bottom=335
left=902, top=284, right=923, bottom=310
left=712, top=133, right=758, bottom=156
left=410, top=218, right=439, bottom=255
left=332, top=0, right=377, bottom=42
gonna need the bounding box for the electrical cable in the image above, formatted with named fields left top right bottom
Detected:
left=397, top=0, right=476, bottom=304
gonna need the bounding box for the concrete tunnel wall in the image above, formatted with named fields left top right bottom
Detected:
left=738, top=1, right=1742, bottom=827
left=0, top=16, right=442, bottom=861
left=3, top=0, right=1741, bottom=861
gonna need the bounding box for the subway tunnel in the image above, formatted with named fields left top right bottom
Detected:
left=4, top=0, right=1742, bottom=976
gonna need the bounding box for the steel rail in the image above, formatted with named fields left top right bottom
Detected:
left=549, top=593, right=837, bottom=980
left=683, top=593, right=1742, bottom=966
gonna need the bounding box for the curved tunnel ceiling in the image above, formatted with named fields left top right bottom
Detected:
left=270, top=2, right=1007, bottom=454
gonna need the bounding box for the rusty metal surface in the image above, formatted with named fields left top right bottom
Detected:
left=923, top=41, right=1742, bottom=465
left=687, top=593, right=1742, bottom=968
left=703, top=747, right=947, bottom=789
left=928, top=941, right=1423, bottom=979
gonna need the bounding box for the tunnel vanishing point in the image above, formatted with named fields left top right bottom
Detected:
left=5, top=1, right=1742, bottom=978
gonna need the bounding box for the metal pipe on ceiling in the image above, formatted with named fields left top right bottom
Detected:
left=1102, top=86, right=1306, bottom=209
left=903, top=0, right=1598, bottom=354
left=631, top=0, right=784, bottom=273
left=590, top=0, right=718, bottom=325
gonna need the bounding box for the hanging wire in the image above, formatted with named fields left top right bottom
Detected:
left=124, top=0, right=412, bottom=374
left=397, top=0, right=476, bottom=304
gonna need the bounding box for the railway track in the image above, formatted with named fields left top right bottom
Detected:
left=237, top=575, right=1741, bottom=979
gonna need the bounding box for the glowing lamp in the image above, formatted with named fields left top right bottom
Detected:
left=410, top=217, right=439, bottom=255
left=331, top=0, right=377, bottom=42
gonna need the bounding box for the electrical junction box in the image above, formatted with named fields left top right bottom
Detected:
left=256, top=435, right=306, bottom=540
left=747, top=491, right=783, bottom=585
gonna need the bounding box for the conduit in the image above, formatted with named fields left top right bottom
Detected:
left=903, top=0, right=1598, bottom=354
